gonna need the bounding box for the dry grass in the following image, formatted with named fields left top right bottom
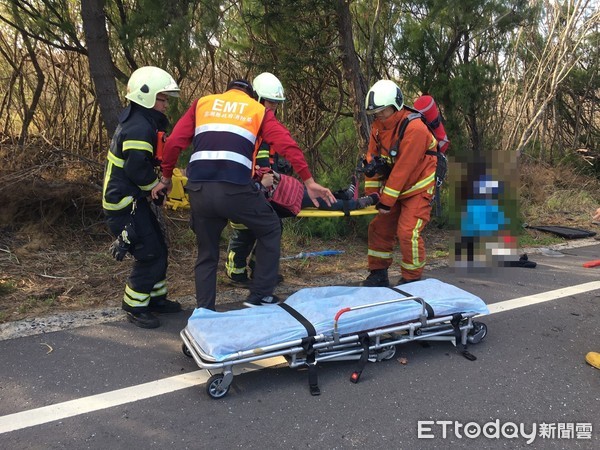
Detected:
left=0, top=146, right=598, bottom=324
left=519, top=160, right=599, bottom=227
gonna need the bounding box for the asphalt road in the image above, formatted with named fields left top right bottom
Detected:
left=0, top=243, right=599, bottom=449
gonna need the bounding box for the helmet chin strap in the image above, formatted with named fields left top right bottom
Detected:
left=367, top=91, right=377, bottom=110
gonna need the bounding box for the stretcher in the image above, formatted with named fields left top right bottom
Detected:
left=180, top=278, right=489, bottom=399
left=166, top=169, right=379, bottom=217
left=296, top=206, right=378, bottom=217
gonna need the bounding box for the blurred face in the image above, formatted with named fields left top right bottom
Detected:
left=373, top=106, right=395, bottom=121
left=264, top=99, right=282, bottom=111
left=154, top=94, right=169, bottom=113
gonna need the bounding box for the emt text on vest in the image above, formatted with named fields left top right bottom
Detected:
left=212, top=99, right=249, bottom=114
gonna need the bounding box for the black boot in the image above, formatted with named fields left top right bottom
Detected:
left=227, top=272, right=250, bottom=284
left=503, top=254, right=537, bottom=268
left=361, top=269, right=390, bottom=287
left=357, top=193, right=380, bottom=209
left=333, top=175, right=359, bottom=201
left=125, top=310, right=160, bottom=329
left=397, top=277, right=421, bottom=285
left=243, top=293, right=281, bottom=307
left=149, top=298, right=182, bottom=313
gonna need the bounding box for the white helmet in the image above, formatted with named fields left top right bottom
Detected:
left=253, top=72, right=286, bottom=103
left=125, top=66, right=180, bottom=109
left=365, top=80, right=403, bottom=115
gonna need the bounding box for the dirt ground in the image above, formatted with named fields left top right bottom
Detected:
left=0, top=177, right=454, bottom=326
left=1, top=158, right=597, bottom=330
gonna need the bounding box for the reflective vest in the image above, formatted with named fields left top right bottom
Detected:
left=187, top=90, right=266, bottom=184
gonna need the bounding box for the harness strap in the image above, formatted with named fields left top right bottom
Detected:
left=387, top=287, right=435, bottom=319
left=425, top=149, right=447, bottom=216
left=393, top=108, right=447, bottom=217
left=278, top=303, right=320, bottom=395
left=388, top=113, right=419, bottom=158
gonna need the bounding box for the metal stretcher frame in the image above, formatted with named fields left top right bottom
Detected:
left=180, top=294, right=488, bottom=399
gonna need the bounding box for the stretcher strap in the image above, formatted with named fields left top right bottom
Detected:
left=387, top=287, right=435, bottom=319
left=450, top=313, right=477, bottom=361
left=278, top=303, right=320, bottom=395
left=350, top=333, right=371, bottom=384
left=278, top=303, right=316, bottom=337
left=302, top=338, right=320, bottom=396
left=342, top=200, right=351, bottom=216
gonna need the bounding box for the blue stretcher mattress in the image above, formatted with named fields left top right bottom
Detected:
left=186, top=278, right=489, bottom=362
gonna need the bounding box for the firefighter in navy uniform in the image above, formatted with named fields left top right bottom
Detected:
left=225, top=72, right=292, bottom=284
left=361, top=80, right=438, bottom=287
left=103, top=66, right=182, bottom=328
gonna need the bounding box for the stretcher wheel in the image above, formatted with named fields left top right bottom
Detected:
left=467, top=322, right=488, bottom=344
left=206, top=374, right=230, bottom=399
left=380, top=345, right=397, bottom=361
left=182, top=343, right=193, bottom=358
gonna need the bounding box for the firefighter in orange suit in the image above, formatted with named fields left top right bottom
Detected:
left=361, top=80, right=438, bottom=287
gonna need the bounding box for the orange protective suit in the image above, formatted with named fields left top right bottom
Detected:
left=364, top=109, right=437, bottom=281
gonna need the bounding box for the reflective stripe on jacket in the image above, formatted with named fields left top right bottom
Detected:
left=187, top=89, right=266, bottom=184
left=364, top=109, right=437, bottom=206
left=102, top=104, right=164, bottom=215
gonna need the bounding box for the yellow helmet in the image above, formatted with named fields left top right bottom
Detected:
left=125, top=66, right=180, bottom=109
left=253, top=72, right=286, bottom=103
left=365, top=80, right=403, bottom=115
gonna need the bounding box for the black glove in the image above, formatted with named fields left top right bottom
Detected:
left=375, top=202, right=391, bottom=212
left=109, top=223, right=137, bottom=261
left=153, top=188, right=167, bottom=206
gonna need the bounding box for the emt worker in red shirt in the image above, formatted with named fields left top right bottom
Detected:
left=152, top=79, right=335, bottom=309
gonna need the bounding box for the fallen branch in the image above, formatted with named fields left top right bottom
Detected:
left=40, top=342, right=53, bottom=354
left=37, top=273, right=76, bottom=280
left=0, top=246, right=20, bottom=265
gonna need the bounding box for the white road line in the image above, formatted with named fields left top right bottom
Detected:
left=486, top=281, right=600, bottom=315
left=0, top=370, right=208, bottom=433
left=0, top=356, right=286, bottom=434
left=0, top=371, right=206, bottom=434
left=1, top=281, right=599, bottom=434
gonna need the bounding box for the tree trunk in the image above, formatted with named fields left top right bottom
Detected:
left=335, top=0, right=370, bottom=153
left=81, top=0, right=121, bottom=137
left=10, top=2, right=44, bottom=146
left=18, top=34, right=44, bottom=146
